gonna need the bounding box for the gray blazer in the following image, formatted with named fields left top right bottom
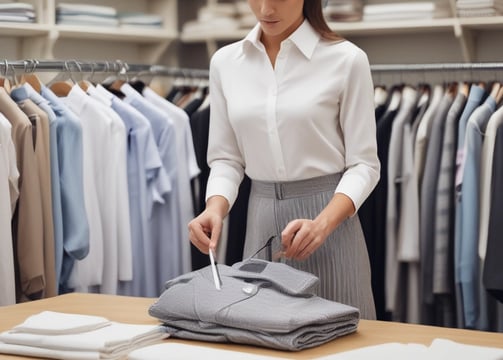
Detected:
left=149, top=259, right=360, bottom=351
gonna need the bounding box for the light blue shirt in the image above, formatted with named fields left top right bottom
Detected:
left=91, top=85, right=169, bottom=297
left=452, top=85, right=485, bottom=328
left=40, top=85, right=89, bottom=292
left=458, top=95, right=496, bottom=329
left=121, top=84, right=182, bottom=297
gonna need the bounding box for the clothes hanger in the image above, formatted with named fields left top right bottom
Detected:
left=17, top=59, right=43, bottom=93
left=128, top=69, right=151, bottom=94
left=46, top=60, right=76, bottom=97
left=495, top=84, right=503, bottom=105
left=102, top=60, right=128, bottom=94
left=78, top=61, right=95, bottom=92
left=0, top=59, right=12, bottom=93
left=489, top=81, right=500, bottom=100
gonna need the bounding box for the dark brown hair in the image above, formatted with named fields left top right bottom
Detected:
left=303, top=0, right=343, bottom=41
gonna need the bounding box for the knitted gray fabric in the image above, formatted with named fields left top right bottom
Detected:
left=149, top=259, right=360, bottom=351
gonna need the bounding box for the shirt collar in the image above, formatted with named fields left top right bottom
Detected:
left=241, top=19, right=320, bottom=60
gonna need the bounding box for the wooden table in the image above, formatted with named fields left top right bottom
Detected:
left=1, top=293, right=502, bottom=359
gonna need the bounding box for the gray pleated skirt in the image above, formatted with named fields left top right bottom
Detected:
left=243, top=173, right=376, bottom=320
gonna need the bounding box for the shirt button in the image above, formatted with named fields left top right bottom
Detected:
left=242, top=284, right=258, bottom=295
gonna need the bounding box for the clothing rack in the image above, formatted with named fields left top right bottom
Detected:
left=369, top=62, right=503, bottom=86
left=3, top=59, right=502, bottom=78
left=0, top=59, right=209, bottom=79
left=370, top=62, right=503, bottom=72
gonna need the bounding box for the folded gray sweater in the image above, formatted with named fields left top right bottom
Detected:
left=149, top=259, right=359, bottom=351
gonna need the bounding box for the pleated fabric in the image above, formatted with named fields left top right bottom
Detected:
left=244, top=173, right=376, bottom=319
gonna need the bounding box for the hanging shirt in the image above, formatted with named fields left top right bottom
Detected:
left=63, top=85, right=128, bottom=295
left=458, top=95, right=497, bottom=329
left=0, top=113, right=18, bottom=306
left=11, top=86, right=58, bottom=298
left=19, top=83, right=64, bottom=287
left=143, top=86, right=200, bottom=274
left=91, top=84, right=169, bottom=297
left=40, top=85, right=89, bottom=292
left=121, top=83, right=184, bottom=296
left=83, top=85, right=132, bottom=287
left=0, top=87, right=45, bottom=301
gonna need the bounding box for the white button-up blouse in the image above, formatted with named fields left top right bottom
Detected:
left=206, top=19, right=380, bottom=212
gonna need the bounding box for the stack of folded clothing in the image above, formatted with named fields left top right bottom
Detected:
left=56, top=3, right=119, bottom=27
left=362, top=2, right=447, bottom=22
left=181, top=3, right=240, bottom=37
left=118, top=13, right=164, bottom=29
left=456, top=0, right=503, bottom=17
left=0, top=2, right=36, bottom=23
left=0, top=311, right=169, bottom=359
left=323, top=0, right=364, bottom=22
left=149, top=259, right=360, bottom=351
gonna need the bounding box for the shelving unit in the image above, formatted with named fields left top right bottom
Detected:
left=0, top=0, right=178, bottom=64
left=177, top=0, right=503, bottom=66
left=1, top=0, right=502, bottom=67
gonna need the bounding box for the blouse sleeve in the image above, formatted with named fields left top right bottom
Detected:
left=335, top=48, right=381, bottom=213
left=205, top=50, right=245, bottom=210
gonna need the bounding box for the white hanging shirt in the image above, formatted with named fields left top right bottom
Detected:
left=0, top=113, right=18, bottom=306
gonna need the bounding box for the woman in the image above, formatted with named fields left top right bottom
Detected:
left=188, top=0, right=380, bottom=319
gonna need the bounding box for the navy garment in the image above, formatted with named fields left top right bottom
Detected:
left=359, top=92, right=399, bottom=321
left=484, top=125, right=503, bottom=303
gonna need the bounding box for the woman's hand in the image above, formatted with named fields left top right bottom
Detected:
left=280, top=192, right=356, bottom=260
left=188, top=195, right=229, bottom=254
left=281, top=219, right=330, bottom=261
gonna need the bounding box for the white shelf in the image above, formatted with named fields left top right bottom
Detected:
left=181, top=28, right=249, bottom=43
left=457, top=16, right=503, bottom=30
left=0, top=23, right=51, bottom=37
left=179, top=15, right=503, bottom=62
left=1, top=0, right=178, bottom=64
left=55, top=25, right=176, bottom=43
left=180, top=18, right=459, bottom=43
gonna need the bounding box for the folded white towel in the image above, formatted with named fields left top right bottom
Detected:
left=1, top=322, right=167, bottom=353
left=0, top=311, right=169, bottom=360
left=11, top=311, right=110, bottom=335
left=0, top=336, right=166, bottom=360
left=0, top=343, right=100, bottom=360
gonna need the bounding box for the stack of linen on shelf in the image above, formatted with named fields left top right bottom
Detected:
left=362, top=2, right=449, bottom=22
left=0, top=311, right=169, bottom=360
left=181, top=1, right=259, bottom=37
left=323, top=0, right=364, bottom=22
left=118, top=13, right=163, bottom=29
left=0, top=2, right=35, bottom=23
left=181, top=3, right=240, bottom=36
left=56, top=3, right=119, bottom=27
left=456, top=0, right=503, bottom=17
